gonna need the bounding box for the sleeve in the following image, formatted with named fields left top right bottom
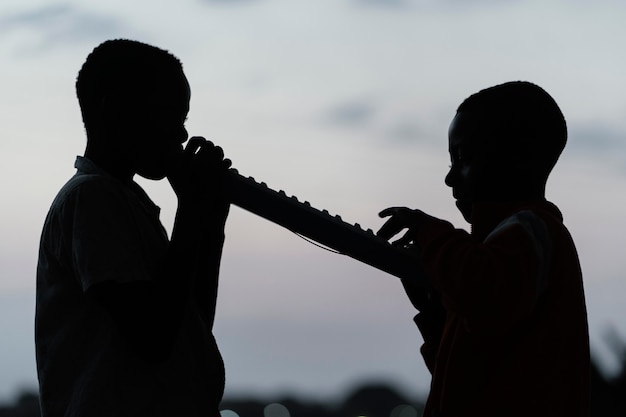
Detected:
left=69, top=179, right=164, bottom=291
left=415, top=211, right=550, bottom=333
left=414, top=310, right=446, bottom=374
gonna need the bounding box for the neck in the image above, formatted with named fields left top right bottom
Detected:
left=515, top=185, right=546, bottom=202
left=84, top=139, right=135, bottom=182
left=501, top=177, right=546, bottom=202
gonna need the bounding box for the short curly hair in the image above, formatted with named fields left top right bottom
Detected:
left=76, top=39, right=184, bottom=136
left=457, top=81, right=567, bottom=175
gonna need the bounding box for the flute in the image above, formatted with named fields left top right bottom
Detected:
left=223, top=169, right=429, bottom=286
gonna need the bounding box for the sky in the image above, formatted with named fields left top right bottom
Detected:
left=1, top=0, right=626, bottom=404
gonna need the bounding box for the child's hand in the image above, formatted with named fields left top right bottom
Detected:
left=377, top=206, right=433, bottom=248
left=168, top=136, right=231, bottom=210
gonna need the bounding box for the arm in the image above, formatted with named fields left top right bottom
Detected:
left=86, top=138, right=230, bottom=361
left=414, top=309, right=445, bottom=374
left=405, top=278, right=446, bottom=374
left=378, top=207, right=542, bottom=333
left=191, top=199, right=229, bottom=332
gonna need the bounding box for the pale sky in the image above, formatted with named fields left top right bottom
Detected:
left=1, top=0, right=626, bottom=403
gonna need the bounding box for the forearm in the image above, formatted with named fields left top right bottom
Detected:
left=193, top=217, right=227, bottom=330
left=88, top=137, right=232, bottom=361
left=414, top=311, right=445, bottom=374
left=416, top=221, right=540, bottom=330
left=128, top=202, right=213, bottom=360
left=158, top=200, right=218, bottom=313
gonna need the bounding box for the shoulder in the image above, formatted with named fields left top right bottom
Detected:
left=486, top=210, right=549, bottom=241
left=49, top=173, right=128, bottom=215
left=41, top=174, right=138, bottom=247
left=61, top=172, right=122, bottom=200
left=484, top=201, right=564, bottom=244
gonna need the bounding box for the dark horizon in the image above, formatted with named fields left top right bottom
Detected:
left=2, top=352, right=626, bottom=417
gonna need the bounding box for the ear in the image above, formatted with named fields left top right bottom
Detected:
left=100, top=93, right=116, bottom=124
left=101, top=92, right=138, bottom=130
left=101, top=92, right=123, bottom=118
left=506, top=138, right=535, bottom=164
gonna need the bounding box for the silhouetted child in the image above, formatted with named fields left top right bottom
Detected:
left=36, top=39, right=230, bottom=416
left=378, top=81, right=590, bottom=417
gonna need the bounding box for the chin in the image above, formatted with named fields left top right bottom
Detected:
left=137, top=170, right=168, bottom=181
left=456, top=200, right=473, bottom=223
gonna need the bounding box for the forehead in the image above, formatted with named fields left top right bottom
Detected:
left=153, top=72, right=190, bottom=101
left=448, top=111, right=487, bottom=151
left=144, top=72, right=190, bottom=114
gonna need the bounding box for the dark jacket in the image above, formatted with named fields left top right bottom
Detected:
left=414, top=201, right=589, bottom=417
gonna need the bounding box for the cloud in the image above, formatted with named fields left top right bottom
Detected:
left=0, top=4, right=127, bottom=52
left=322, top=99, right=439, bottom=147
left=385, top=121, right=425, bottom=144
left=352, top=0, right=510, bottom=10
left=324, top=100, right=377, bottom=127
left=353, top=0, right=410, bottom=8
left=560, top=123, right=626, bottom=174
left=200, top=0, right=261, bottom=4
left=568, top=124, right=626, bottom=154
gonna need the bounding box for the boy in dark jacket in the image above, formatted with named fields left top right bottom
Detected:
left=378, top=81, right=589, bottom=417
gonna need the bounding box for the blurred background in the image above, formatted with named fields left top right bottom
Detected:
left=1, top=0, right=626, bottom=415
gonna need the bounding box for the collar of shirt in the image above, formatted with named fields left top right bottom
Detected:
left=75, top=155, right=112, bottom=178
left=74, top=155, right=164, bottom=224
left=470, top=200, right=563, bottom=241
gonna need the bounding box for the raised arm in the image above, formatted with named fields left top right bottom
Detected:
left=86, top=138, right=231, bottom=361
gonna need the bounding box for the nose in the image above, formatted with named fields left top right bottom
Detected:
left=180, top=126, right=189, bottom=144
left=445, top=166, right=455, bottom=188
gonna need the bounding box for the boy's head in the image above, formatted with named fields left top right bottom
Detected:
left=445, top=81, right=567, bottom=222
left=76, top=39, right=190, bottom=180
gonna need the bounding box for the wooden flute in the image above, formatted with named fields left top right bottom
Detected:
left=223, top=169, right=429, bottom=286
